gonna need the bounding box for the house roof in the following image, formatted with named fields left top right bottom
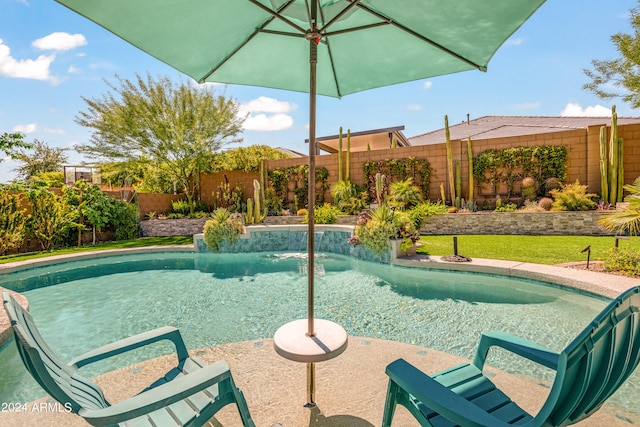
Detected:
left=408, top=115, right=640, bottom=145
left=308, top=126, right=410, bottom=153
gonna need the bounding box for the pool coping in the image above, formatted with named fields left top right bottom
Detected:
left=1, top=242, right=639, bottom=348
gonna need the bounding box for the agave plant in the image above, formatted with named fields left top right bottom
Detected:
left=599, top=177, right=640, bottom=236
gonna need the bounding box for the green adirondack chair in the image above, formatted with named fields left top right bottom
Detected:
left=2, top=291, right=255, bottom=427
left=383, top=285, right=640, bottom=427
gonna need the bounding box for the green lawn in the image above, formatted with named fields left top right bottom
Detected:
left=418, top=235, right=639, bottom=265
left=0, top=236, right=193, bottom=264
left=1, top=234, right=637, bottom=267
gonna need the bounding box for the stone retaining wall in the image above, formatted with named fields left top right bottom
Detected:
left=139, top=218, right=208, bottom=237
left=141, top=212, right=613, bottom=237
left=420, top=211, right=612, bottom=235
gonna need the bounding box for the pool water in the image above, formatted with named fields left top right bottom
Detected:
left=0, top=251, right=637, bottom=418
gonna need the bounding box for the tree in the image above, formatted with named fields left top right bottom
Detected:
left=211, top=145, right=292, bottom=172
left=13, top=139, right=68, bottom=180
left=26, top=188, right=74, bottom=251
left=0, top=132, right=31, bottom=161
left=584, top=4, right=640, bottom=107
left=75, top=73, right=246, bottom=212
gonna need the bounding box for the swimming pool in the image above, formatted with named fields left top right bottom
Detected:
left=0, top=251, right=637, bottom=418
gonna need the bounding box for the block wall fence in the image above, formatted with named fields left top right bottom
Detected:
left=134, top=123, right=640, bottom=215
left=259, top=123, right=640, bottom=206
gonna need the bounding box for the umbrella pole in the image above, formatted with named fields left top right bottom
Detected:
left=305, top=3, right=319, bottom=406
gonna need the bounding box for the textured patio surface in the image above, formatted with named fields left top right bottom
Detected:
left=0, top=337, right=637, bottom=427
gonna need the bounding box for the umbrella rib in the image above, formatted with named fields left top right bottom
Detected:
left=247, top=0, right=307, bottom=34
left=318, top=0, right=361, bottom=34
left=200, top=1, right=305, bottom=82
left=352, top=2, right=486, bottom=71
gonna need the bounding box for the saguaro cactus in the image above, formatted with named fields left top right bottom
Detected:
left=600, top=105, right=625, bottom=204
left=445, top=115, right=455, bottom=204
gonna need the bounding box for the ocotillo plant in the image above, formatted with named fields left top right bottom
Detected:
left=444, top=115, right=455, bottom=204
left=467, top=137, right=474, bottom=203
left=600, top=105, right=625, bottom=204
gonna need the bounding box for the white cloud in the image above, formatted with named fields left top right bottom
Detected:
left=240, top=96, right=295, bottom=131
left=423, top=81, right=432, bottom=90
left=406, top=103, right=422, bottom=111
left=560, top=103, right=611, bottom=117
left=13, top=123, right=37, bottom=134
left=32, top=32, right=87, bottom=51
left=67, top=65, right=80, bottom=74
left=0, top=39, right=54, bottom=80
left=506, top=38, right=523, bottom=46
left=243, top=113, right=293, bottom=131
left=240, top=96, right=295, bottom=114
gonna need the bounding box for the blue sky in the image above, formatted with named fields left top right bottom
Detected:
left=1, top=0, right=639, bottom=183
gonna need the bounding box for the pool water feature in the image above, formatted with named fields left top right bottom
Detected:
left=0, top=251, right=637, bottom=419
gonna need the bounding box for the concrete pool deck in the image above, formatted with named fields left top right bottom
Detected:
left=1, top=247, right=639, bottom=426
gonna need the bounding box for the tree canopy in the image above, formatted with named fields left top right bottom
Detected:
left=13, top=139, right=68, bottom=180
left=211, top=145, right=293, bottom=173
left=584, top=3, right=640, bottom=108
left=0, top=132, right=31, bottom=162
left=75, top=73, right=246, bottom=209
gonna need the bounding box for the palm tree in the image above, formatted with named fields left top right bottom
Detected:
left=599, top=177, right=640, bottom=236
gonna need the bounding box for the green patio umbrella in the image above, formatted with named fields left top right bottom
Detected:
left=55, top=0, right=547, bottom=405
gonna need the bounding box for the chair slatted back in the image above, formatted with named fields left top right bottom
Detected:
left=541, top=286, right=640, bottom=426
left=2, top=292, right=109, bottom=413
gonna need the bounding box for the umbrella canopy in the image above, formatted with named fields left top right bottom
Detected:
left=56, top=0, right=546, bottom=98
left=55, top=2, right=547, bottom=397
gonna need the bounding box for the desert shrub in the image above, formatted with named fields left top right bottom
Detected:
left=388, top=178, right=423, bottom=210
left=604, top=247, right=640, bottom=277
left=550, top=181, right=597, bottom=211
left=26, top=189, right=74, bottom=250
left=171, top=200, right=191, bottom=215
left=519, top=200, right=544, bottom=212
left=521, top=177, right=537, bottom=202
left=264, top=186, right=283, bottom=216
left=303, top=203, right=342, bottom=224
left=332, top=180, right=368, bottom=214
left=0, top=191, right=26, bottom=255
left=111, top=201, right=140, bottom=240
left=203, top=208, right=243, bottom=252
left=538, top=197, right=553, bottom=211
left=494, top=199, right=517, bottom=212
left=598, top=176, right=640, bottom=236
left=544, top=177, right=562, bottom=196
left=408, top=201, right=448, bottom=229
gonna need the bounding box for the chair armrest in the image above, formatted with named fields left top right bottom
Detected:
left=68, top=326, right=189, bottom=369
left=386, top=359, right=513, bottom=427
left=78, top=359, right=231, bottom=427
left=473, top=331, right=559, bottom=371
